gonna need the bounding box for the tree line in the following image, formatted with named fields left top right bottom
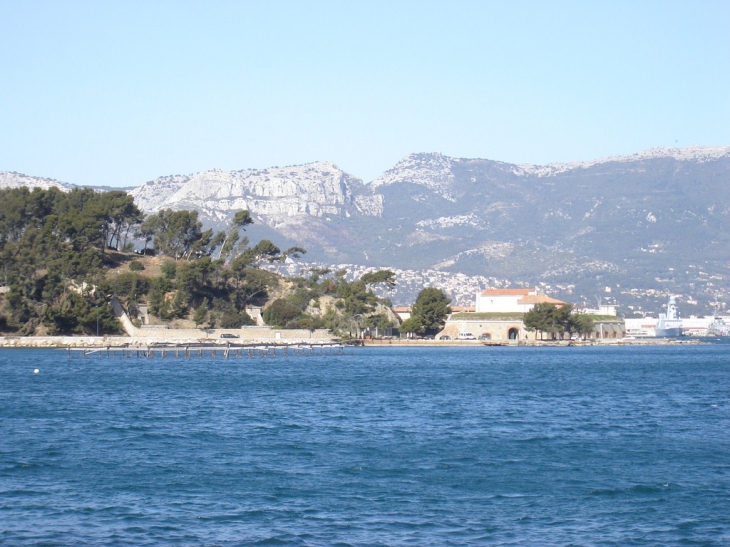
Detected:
left=0, top=186, right=590, bottom=339
left=0, top=186, right=396, bottom=336
left=523, top=303, right=594, bottom=339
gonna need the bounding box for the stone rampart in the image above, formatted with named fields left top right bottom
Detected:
left=440, top=317, right=625, bottom=342
left=127, top=326, right=334, bottom=341
left=0, top=328, right=336, bottom=348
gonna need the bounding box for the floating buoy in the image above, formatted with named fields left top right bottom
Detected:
left=33, top=369, right=39, bottom=374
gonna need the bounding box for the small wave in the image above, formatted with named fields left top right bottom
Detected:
left=251, top=536, right=295, bottom=546
left=0, top=488, right=46, bottom=497
left=4, top=461, right=42, bottom=471
left=585, top=483, right=670, bottom=496
left=515, top=435, right=557, bottom=443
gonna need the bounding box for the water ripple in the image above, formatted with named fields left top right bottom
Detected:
left=0, top=345, right=729, bottom=546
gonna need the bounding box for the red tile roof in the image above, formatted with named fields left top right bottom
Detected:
left=480, top=288, right=535, bottom=296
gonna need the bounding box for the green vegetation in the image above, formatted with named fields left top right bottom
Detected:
left=361, top=270, right=396, bottom=290
left=0, top=187, right=143, bottom=334
left=410, top=288, right=451, bottom=334
left=0, top=187, right=396, bottom=337
left=523, top=303, right=595, bottom=340
left=260, top=268, right=398, bottom=336
left=398, top=315, right=424, bottom=336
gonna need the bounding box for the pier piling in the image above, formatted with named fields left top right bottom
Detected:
left=66, top=343, right=349, bottom=360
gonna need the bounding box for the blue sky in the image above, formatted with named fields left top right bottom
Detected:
left=1, top=0, right=728, bottom=187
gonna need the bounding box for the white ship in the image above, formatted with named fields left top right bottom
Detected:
left=624, top=295, right=684, bottom=338
left=654, top=296, right=683, bottom=337
left=705, top=300, right=730, bottom=336
left=707, top=316, right=730, bottom=336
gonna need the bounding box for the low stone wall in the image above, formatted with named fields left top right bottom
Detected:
left=440, top=319, right=526, bottom=342
left=0, top=327, right=337, bottom=348
left=0, top=336, right=124, bottom=348
left=440, top=318, right=626, bottom=342
left=129, top=327, right=334, bottom=341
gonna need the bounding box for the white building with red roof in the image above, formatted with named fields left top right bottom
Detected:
left=475, top=287, right=567, bottom=313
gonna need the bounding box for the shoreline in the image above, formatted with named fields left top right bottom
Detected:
left=361, top=338, right=703, bottom=347
left=0, top=335, right=706, bottom=349
left=0, top=335, right=339, bottom=349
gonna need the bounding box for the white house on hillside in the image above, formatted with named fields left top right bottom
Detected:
left=475, top=288, right=567, bottom=313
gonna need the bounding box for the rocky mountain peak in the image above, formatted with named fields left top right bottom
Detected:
left=370, top=152, right=457, bottom=202
left=128, top=160, right=382, bottom=223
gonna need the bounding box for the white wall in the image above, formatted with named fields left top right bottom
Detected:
left=476, top=294, right=526, bottom=313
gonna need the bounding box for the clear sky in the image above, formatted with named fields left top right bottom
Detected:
left=1, top=0, right=728, bottom=187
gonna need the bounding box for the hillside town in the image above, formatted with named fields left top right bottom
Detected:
left=270, top=262, right=727, bottom=342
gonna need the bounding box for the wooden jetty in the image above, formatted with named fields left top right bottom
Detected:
left=66, top=343, right=350, bottom=360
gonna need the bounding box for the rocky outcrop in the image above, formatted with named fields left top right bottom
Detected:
left=0, top=171, right=76, bottom=192
left=129, top=162, right=384, bottom=222
left=371, top=152, right=458, bottom=202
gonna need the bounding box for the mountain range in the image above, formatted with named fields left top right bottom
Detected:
left=3, top=145, right=730, bottom=314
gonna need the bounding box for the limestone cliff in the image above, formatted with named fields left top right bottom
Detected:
left=129, top=162, right=383, bottom=222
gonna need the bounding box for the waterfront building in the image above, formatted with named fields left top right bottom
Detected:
left=475, top=287, right=567, bottom=313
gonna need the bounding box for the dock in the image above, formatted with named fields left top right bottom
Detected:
left=66, top=343, right=350, bottom=359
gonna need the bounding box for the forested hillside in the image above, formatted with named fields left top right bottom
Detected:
left=0, top=187, right=396, bottom=336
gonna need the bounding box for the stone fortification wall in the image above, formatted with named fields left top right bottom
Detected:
left=439, top=319, right=529, bottom=341
left=0, top=327, right=336, bottom=348
left=131, top=326, right=334, bottom=341
left=440, top=318, right=625, bottom=342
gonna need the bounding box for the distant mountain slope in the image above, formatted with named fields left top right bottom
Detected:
left=127, top=162, right=383, bottom=256
left=362, top=147, right=730, bottom=309
left=3, top=146, right=730, bottom=311
left=129, top=162, right=382, bottom=219
left=0, top=171, right=76, bottom=192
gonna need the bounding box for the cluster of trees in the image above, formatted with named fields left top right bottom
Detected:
left=136, top=208, right=305, bottom=267
left=523, top=303, right=594, bottom=339
left=0, top=186, right=310, bottom=335
left=398, top=288, right=452, bottom=335
left=0, top=187, right=144, bottom=334
left=261, top=268, right=398, bottom=336
left=112, top=256, right=279, bottom=330
left=0, top=186, right=398, bottom=337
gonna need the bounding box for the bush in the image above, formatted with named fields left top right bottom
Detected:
left=129, top=260, right=145, bottom=271
left=219, top=311, right=243, bottom=329
left=263, top=298, right=303, bottom=327
left=217, top=310, right=256, bottom=328
left=288, top=288, right=316, bottom=310
left=287, top=315, right=321, bottom=330
left=240, top=311, right=255, bottom=326
left=111, top=272, right=150, bottom=299
left=161, top=260, right=177, bottom=280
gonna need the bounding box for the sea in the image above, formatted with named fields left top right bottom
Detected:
left=1, top=344, right=729, bottom=546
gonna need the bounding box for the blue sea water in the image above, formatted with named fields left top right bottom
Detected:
left=1, top=344, right=729, bottom=546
